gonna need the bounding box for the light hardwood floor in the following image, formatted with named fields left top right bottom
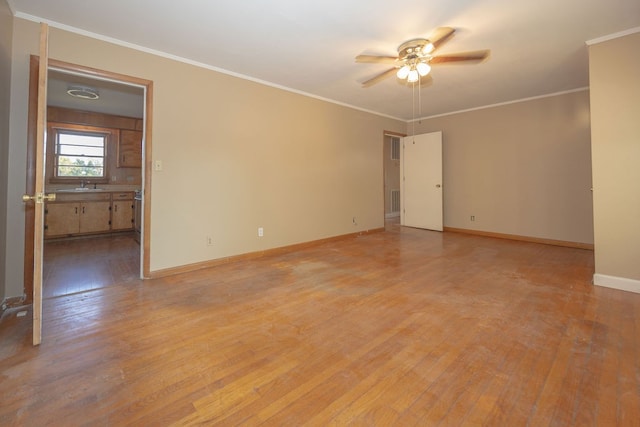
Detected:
left=1, top=223, right=639, bottom=426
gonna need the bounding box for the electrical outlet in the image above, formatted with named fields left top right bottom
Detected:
left=206, top=236, right=213, bottom=246
left=258, top=227, right=264, bottom=237
left=470, top=215, right=475, bottom=221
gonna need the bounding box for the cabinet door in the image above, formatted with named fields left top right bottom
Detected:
left=112, top=200, right=134, bottom=230
left=45, top=203, right=80, bottom=237
left=79, top=201, right=111, bottom=234
left=118, top=130, right=142, bottom=168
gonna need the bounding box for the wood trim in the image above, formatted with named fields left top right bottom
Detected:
left=47, top=58, right=153, bottom=87
left=443, top=226, right=594, bottom=250
left=142, top=82, right=153, bottom=278
left=47, top=106, right=142, bottom=130
left=383, top=130, right=407, bottom=138
left=148, top=228, right=385, bottom=279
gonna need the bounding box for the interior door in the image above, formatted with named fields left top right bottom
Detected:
left=22, top=23, right=51, bottom=345
left=401, top=131, right=443, bottom=231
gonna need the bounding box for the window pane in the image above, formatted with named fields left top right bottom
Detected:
left=58, top=144, right=104, bottom=157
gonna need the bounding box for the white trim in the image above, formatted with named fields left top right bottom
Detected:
left=593, top=274, right=640, bottom=294
left=385, top=212, right=400, bottom=219
left=14, top=12, right=404, bottom=122
left=586, top=27, right=640, bottom=46
left=411, top=87, right=590, bottom=122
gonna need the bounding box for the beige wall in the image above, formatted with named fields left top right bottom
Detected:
left=589, top=31, right=640, bottom=289
left=0, top=0, right=13, bottom=303
left=410, top=90, right=593, bottom=245
left=4, top=18, right=404, bottom=296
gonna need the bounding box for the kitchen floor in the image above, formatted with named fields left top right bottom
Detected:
left=43, top=233, right=140, bottom=298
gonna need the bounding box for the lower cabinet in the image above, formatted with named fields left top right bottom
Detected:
left=45, top=191, right=135, bottom=239
left=80, top=201, right=112, bottom=234
left=111, top=192, right=135, bottom=231
left=45, top=203, right=83, bottom=236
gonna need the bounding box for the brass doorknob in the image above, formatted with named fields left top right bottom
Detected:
left=22, top=193, right=56, bottom=203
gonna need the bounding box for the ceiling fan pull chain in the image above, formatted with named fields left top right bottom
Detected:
left=418, top=75, right=422, bottom=120
left=412, top=80, right=416, bottom=136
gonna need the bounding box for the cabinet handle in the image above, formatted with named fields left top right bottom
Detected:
left=82, top=206, right=85, bottom=214
left=75, top=207, right=78, bottom=214
left=114, top=205, right=118, bottom=212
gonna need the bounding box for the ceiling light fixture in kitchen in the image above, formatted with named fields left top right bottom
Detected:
left=66, top=85, right=100, bottom=100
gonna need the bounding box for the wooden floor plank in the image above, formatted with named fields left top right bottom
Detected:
left=1, top=223, right=639, bottom=425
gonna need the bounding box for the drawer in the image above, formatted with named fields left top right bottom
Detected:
left=112, top=192, right=134, bottom=200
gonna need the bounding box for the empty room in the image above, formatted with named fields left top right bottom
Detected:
left=1, top=1, right=639, bottom=425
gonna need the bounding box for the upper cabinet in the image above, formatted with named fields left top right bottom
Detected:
left=118, top=130, right=143, bottom=168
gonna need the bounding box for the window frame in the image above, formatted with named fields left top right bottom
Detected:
left=47, top=123, right=115, bottom=185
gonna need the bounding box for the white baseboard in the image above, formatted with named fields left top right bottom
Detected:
left=385, top=212, right=400, bottom=219
left=593, top=274, right=640, bottom=294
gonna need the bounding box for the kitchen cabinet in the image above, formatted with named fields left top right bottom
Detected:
left=45, top=203, right=81, bottom=236
left=117, top=130, right=142, bottom=168
left=111, top=192, right=135, bottom=231
left=80, top=201, right=112, bottom=234
left=45, top=192, right=111, bottom=238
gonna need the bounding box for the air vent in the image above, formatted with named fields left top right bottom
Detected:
left=391, top=189, right=400, bottom=212
left=391, top=137, right=400, bottom=160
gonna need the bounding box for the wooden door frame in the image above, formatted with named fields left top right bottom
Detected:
left=24, top=57, right=153, bottom=302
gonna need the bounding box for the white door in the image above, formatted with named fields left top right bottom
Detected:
left=401, top=131, right=443, bottom=231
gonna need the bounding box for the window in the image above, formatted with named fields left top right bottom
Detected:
left=48, top=123, right=113, bottom=182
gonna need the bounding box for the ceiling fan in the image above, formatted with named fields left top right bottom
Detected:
left=356, top=27, right=490, bottom=87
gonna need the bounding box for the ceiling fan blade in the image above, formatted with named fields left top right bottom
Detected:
left=430, top=27, right=456, bottom=51
left=355, top=55, right=399, bottom=65
left=361, top=67, right=397, bottom=87
left=430, top=50, right=490, bottom=64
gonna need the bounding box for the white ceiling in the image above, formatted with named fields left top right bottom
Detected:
left=8, top=0, right=640, bottom=120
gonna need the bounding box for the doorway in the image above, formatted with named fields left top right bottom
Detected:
left=24, top=57, right=153, bottom=303
left=383, top=131, right=405, bottom=223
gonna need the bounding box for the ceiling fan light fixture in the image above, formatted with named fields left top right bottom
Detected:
left=66, top=85, right=99, bottom=100
left=407, top=69, right=419, bottom=83
left=416, top=61, right=431, bottom=76
left=422, top=42, right=435, bottom=54
left=396, top=65, right=410, bottom=79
